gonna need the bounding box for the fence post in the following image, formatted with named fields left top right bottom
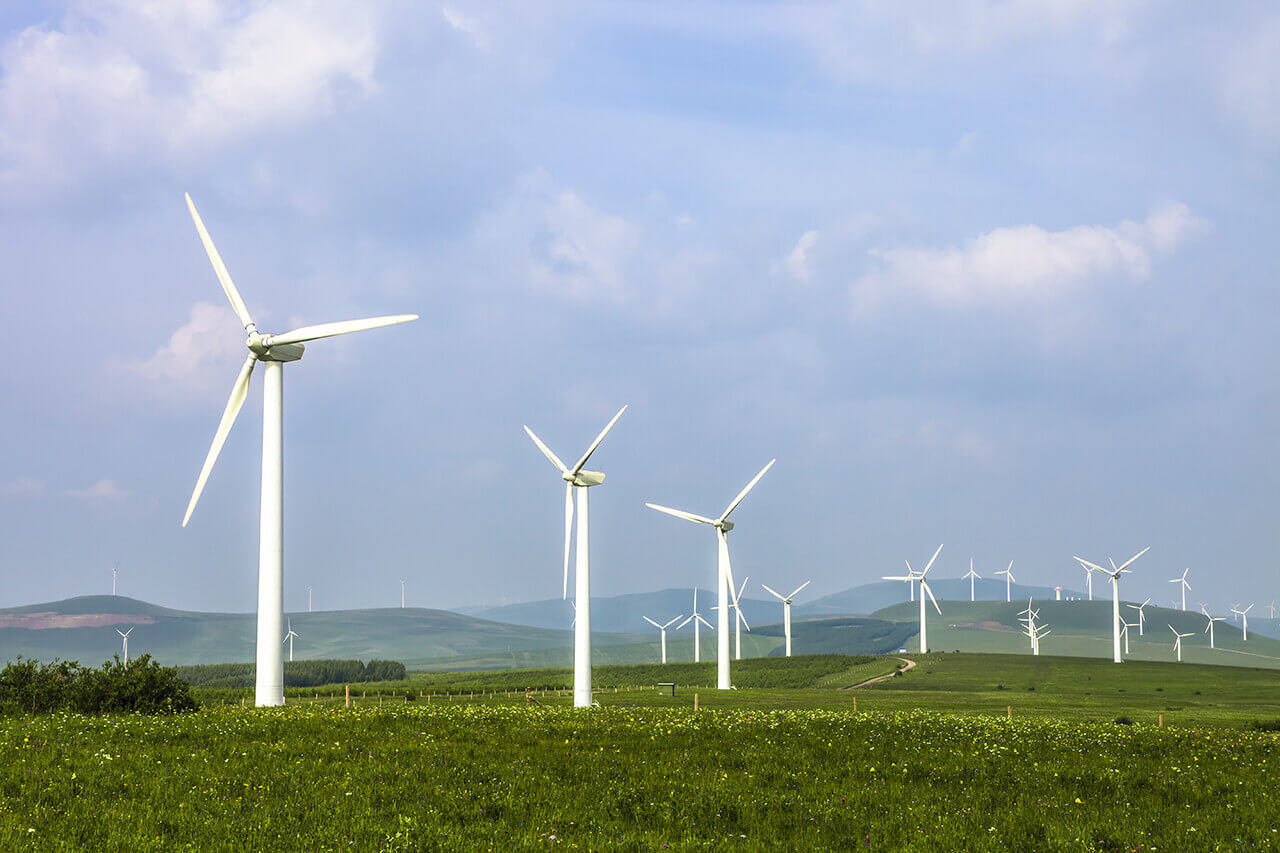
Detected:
left=1159, top=714, right=1164, bottom=727
left=345, top=685, right=350, bottom=708
left=852, top=695, right=857, bottom=712
left=1007, top=705, right=1012, bottom=720
left=694, top=693, right=699, bottom=712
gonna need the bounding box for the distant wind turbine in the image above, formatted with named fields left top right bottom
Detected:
left=400, top=579, right=406, bottom=609
left=995, top=561, right=1014, bottom=602
left=883, top=544, right=943, bottom=653
left=179, top=194, right=418, bottom=707
left=112, top=563, right=118, bottom=597
left=643, top=615, right=683, bottom=664
left=284, top=620, right=299, bottom=662
left=762, top=579, right=811, bottom=657
left=525, top=405, right=627, bottom=708
left=1125, top=597, right=1151, bottom=636
left=1080, top=561, right=1096, bottom=601
left=1168, top=568, right=1192, bottom=611
left=1201, top=607, right=1225, bottom=650
left=1076, top=547, right=1148, bottom=664
left=963, top=559, right=980, bottom=602
left=647, top=459, right=774, bottom=689
left=676, top=588, right=714, bottom=662
left=1120, top=619, right=1137, bottom=655
left=1169, top=624, right=1193, bottom=662
left=116, top=627, right=133, bottom=663
left=1232, top=604, right=1253, bottom=641
left=306, top=585, right=312, bottom=613
left=713, top=577, right=752, bottom=660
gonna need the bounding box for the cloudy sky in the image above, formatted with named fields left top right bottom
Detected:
left=1, top=1, right=1277, bottom=616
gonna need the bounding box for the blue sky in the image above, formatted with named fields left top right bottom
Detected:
left=0, top=1, right=1277, bottom=616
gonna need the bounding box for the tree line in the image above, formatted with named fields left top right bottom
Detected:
left=175, top=659, right=406, bottom=688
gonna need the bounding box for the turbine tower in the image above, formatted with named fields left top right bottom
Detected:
left=676, top=588, right=713, bottom=662
left=524, top=406, right=627, bottom=708
left=400, top=579, right=406, bottom=609
left=179, top=193, right=418, bottom=707
left=963, top=559, right=980, bottom=602
left=646, top=459, right=774, bottom=690
left=762, top=580, right=811, bottom=657
left=995, top=561, right=1014, bottom=602
left=284, top=619, right=299, bottom=662
left=112, top=563, right=118, bottom=597
left=643, top=615, right=683, bottom=664
left=116, top=627, right=132, bottom=663
left=306, top=585, right=312, bottom=613
left=1168, top=568, right=1191, bottom=611
left=883, top=544, right=944, bottom=653
left=1169, top=625, right=1193, bottom=662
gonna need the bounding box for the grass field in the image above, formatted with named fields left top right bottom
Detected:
left=6, top=653, right=1280, bottom=850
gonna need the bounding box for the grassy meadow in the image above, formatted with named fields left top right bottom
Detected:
left=5, top=653, right=1280, bottom=850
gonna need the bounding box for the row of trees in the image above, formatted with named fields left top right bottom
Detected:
left=175, top=659, right=406, bottom=688
left=0, top=656, right=198, bottom=715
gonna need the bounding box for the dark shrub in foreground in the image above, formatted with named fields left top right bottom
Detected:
left=0, top=656, right=197, bottom=715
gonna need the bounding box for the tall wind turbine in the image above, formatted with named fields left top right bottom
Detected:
left=1168, top=568, right=1191, bottom=611
left=525, top=406, right=627, bottom=708
left=761, top=580, right=811, bottom=657
left=1125, top=597, right=1151, bottom=636
left=179, top=194, right=418, bottom=707
left=883, top=544, right=944, bottom=653
left=116, top=627, right=132, bottom=663
left=284, top=619, right=299, bottom=662
left=112, top=563, right=118, bottom=596
left=1201, top=607, right=1224, bottom=649
left=676, top=588, right=714, bottom=662
left=1233, top=604, right=1253, bottom=640
left=400, top=580, right=406, bottom=609
left=995, top=561, right=1014, bottom=602
left=643, top=615, right=683, bottom=664
left=963, top=559, right=980, bottom=602
left=646, top=460, right=774, bottom=690
left=1076, top=547, right=1148, bottom=664
left=1169, top=625, right=1193, bottom=662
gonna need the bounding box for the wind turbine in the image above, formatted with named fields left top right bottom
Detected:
left=676, top=588, right=714, bottom=662
left=713, top=577, right=752, bottom=660
left=400, top=580, right=406, bottom=609
left=1168, top=568, right=1191, bottom=611
left=1076, top=547, right=1148, bottom=664
left=179, top=194, right=418, bottom=707
left=882, top=544, right=943, bottom=653
left=284, top=619, right=299, bottom=662
left=1125, top=597, right=1151, bottom=636
left=525, top=406, right=627, bottom=708
left=1019, top=599, right=1048, bottom=655
left=963, top=559, right=980, bottom=602
left=643, top=615, right=683, bottom=664
left=994, top=561, right=1014, bottom=602
left=1233, top=604, right=1253, bottom=641
left=1268, top=601, right=1277, bottom=619
left=112, top=563, right=118, bottom=596
left=646, top=460, right=774, bottom=690
left=1120, top=619, right=1137, bottom=655
left=761, top=580, right=811, bottom=657
left=1080, top=560, right=1096, bottom=601
left=116, top=627, right=132, bottom=663
left=1169, top=624, right=1193, bottom=662
left=306, top=585, right=312, bottom=613
left=1201, top=607, right=1225, bottom=650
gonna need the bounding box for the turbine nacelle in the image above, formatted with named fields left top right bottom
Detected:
left=247, top=330, right=305, bottom=362
left=563, top=469, right=605, bottom=487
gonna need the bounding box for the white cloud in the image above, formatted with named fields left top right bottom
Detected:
left=778, top=230, right=820, bottom=282
left=0, top=0, right=379, bottom=188
left=124, top=301, right=245, bottom=397
left=852, top=203, right=1206, bottom=312
left=67, top=479, right=128, bottom=500
left=1, top=476, right=45, bottom=497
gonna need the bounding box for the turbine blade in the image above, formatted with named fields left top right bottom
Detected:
left=185, top=193, right=254, bottom=329
left=922, top=543, right=944, bottom=575
left=664, top=615, right=683, bottom=629
left=643, top=616, right=661, bottom=629
left=1073, top=556, right=1105, bottom=573
left=696, top=614, right=713, bottom=629
left=738, top=610, right=750, bottom=631
left=563, top=484, right=574, bottom=599
left=676, top=615, right=694, bottom=630
left=923, top=580, right=941, bottom=614
left=735, top=577, right=749, bottom=604
left=719, top=459, right=775, bottom=521
left=570, top=405, right=627, bottom=475
left=762, top=584, right=786, bottom=600
left=881, top=575, right=912, bottom=582
left=183, top=355, right=256, bottom=527
left=1115, top=546, right=1150, bottom=573
left=789, top=580, right=811, bottom=599
left=268, top=314, right=418, bottom=347
left=721, top=532, right=736, bottom=605
left=524, top=426, right=569, bottom=474
left=645, top=503, right=716, bottom=525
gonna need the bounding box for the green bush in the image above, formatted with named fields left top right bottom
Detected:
left=175, top=659, right=409, bottom=689
left=0, top=656, right=197, bottom=715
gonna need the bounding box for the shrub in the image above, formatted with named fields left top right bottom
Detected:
left=1114, top=716, right=1134, bottom=726
left=1246, top=719, right=1280, bottom=732
left=0, top=656, right=197, bottom=715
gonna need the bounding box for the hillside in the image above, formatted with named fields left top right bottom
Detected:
left=798, top=578, right=1073, bottom=617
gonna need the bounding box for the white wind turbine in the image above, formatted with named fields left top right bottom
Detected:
left=1201, top=607, right=1225, bottom=650
left=179, top=194, right=418, bottom=707
left=643, top=615, right=683, bottom=664
left=1169, top=624, right=1193, bottom=662
left=1268, top=601, right=1277, bottom=619
left=1019, top=599, right=1048, bottom=656
left=1125, top=597, right=1151, bottom=636
left=676, top=588, right=714, bottom=662
left=525, top=406, right=626, bottom=708
left=116, top=627, right=132, bottom=663
left=1120, top=619, right=1137, bottom=655
left=713, top=577, right=752, bottom=660
left=963, top=559, right=980, bottom=602
left=646, top=460, right=774, bottom=690
left=1168, top=568, right=1192, bottom=611
left=994, top=561, right=1014, bottom=602
left=306, top=585, right=312, bottom=613
left=284, top=619, right=299, bottom=662
left=1081, top=560, right=1096, bottom=601
left=883, top=544, right=943, bottom=654
left=761, top=580, right=811, bottom=658
left=112, top=563, right=118, bottom=596
left=400, top=580, right=406, bottom=608
left=1233, top=604, right=1253, bottom=641
left=1075, top=547, right=1149, bottom=664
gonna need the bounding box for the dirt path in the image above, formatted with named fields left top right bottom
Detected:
left=844, top=657, right=916, bottom=690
